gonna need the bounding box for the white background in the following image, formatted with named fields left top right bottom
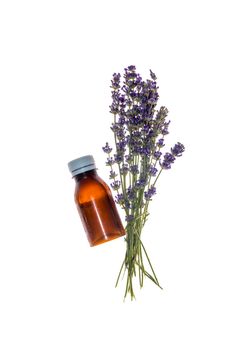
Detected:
left=0, top=0, right=232, bottom=349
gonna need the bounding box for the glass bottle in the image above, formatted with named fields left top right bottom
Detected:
left=68, top=155, right=125, bottom=247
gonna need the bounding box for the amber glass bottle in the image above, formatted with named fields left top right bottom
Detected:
left=68, top=155, right=125, bottom=247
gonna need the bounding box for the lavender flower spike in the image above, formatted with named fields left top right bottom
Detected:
left=154, top=151, right=162, bottom=160
left=149, top=165, right=158, bottom=176
left=144, top=186, right=156, bottom=201
left=111, top=180, right=121, bottom=191
left=171, top=142, right=185, bottom=157
left=160, top=153, right=175, bottom=170
left=111, top=73, right=121, bottom=89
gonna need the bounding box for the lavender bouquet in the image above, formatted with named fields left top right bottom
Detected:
left=103, top=65, right=185, bottom=299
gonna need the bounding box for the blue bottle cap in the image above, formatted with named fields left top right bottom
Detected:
left=68, top=155, right=96, bottom=177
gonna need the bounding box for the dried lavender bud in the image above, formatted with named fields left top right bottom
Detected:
left=161, top=121, right=170, bottom=135
left=171, top=142, right=185, bottom=157
left=109, top=170, right=117, bottom=179
left=115, top=193, right=125, bottom=205
left=143, top=124, right=151, bottom=133
left=127, top=186, right=136, bottom=201
left=102, top=142, right=112, bottom=154
left=117, top=140, right=127, bottom=152
left=114, top=153, right=124, bottom=164
left=111, top=180, right=121, bottom=191
left=144, top=186, right=156, bottom=201
left=124, top=200, right=131, bottom=209
left=125, top=214, right=134, bottom=222
left=111, top=73, right=121, bottom=89
left=157, top=138, right=165, bottom=147
left=156, top=106, right=169, bottom=122
left=125, top=154, right=133, bottom=164
left=130, top=165, right=139, bottom=175
left=120, top=165, right=129, bottom=175
left=160, top=153, right=175, bottom=170
left=135, top=177, right=147, bottom=189
left=127, top=65, right=136, bottom=71
left=140, top=145, right=151, bottom=157
left=149, top=165, right=158, bottom=176
left=106, top=157, right=115, bottom=166
left=110, top=123, right=119, bottom=133
left=109, top=104, right=119, bottom=114
left=117, top=118, right=126, bottom=128
left=153, top=151, right=162, bottom=160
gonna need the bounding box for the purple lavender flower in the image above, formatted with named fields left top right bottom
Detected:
left=111, top=180, right=121, bottom=191
left=109, top=170, right=117, bottom=179
left=114, top=153, right=123, bottom=164
left=127, top=65, right=136, bottom=71
left=149, top=165, right=158, bottom=176
left=132, top=131, right=141, bottom=138
left=130, top=165, right=139, bottom=175
left=157, top=138, right=165, bottom=147
left=143, top=124, right=151, bottom=133
left=110, top=91, right=121, bottom=115
left=102, top=142, right=112, bottom=154
left=127, top=186, right=136, bottom=201
left=125, top=200, right=131, bottom=209
left=125, top=154, right=133, bottom=164
left=118, top=95, right=126, bottom=104
left=110, top=123, right=119, bottom=133
left=147, top=129, right=155, bottom=139
left=153, top=151, right=162, bottom=160
left=124, top=69, right=138, bottom=82
left=135, top=75, right=142, bottom=86
left=160, top=153, right=175, bottom=170
left=161, top=121, right=170, bottom=135
left=118, top=117, right=126, bottom=127
left=115, top=193, right=124, bottom=205
left=122, top=67, right=144, bottom=104
left=130, top=91, right=137, bottom=99
left=171, top=142, right=185, bottom=157
left=115, top=194, right=130, bottom=209
left=148, top=97, right=157, bottom=105
left=140, top=145, right=152, bottom=157
left=120, top=165, right=129, bottom=175
left=125, top=214, right=134, bottom=222
left=156, top=106, right=169, bottom=122
left=144, top=186, right=156, bottom=201
left=111, top=73, right=121, bottom=89
left=106, top=157, right=115, bottom=166
left=117, top=140, right=127, bottom=152
left=135, top=177, right=147, bottom=189
left=131, top=144, right=140, bottom=155
left=109, top=103, right=119, bottom=115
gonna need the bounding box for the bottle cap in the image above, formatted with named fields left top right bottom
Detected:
left=68, top=155, right=96, bottom=177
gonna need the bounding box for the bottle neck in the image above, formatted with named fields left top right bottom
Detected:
left=74, top=169, right=97, bottom=182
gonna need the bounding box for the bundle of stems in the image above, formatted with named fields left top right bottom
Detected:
left=114, top=163, right=163, bottom=300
